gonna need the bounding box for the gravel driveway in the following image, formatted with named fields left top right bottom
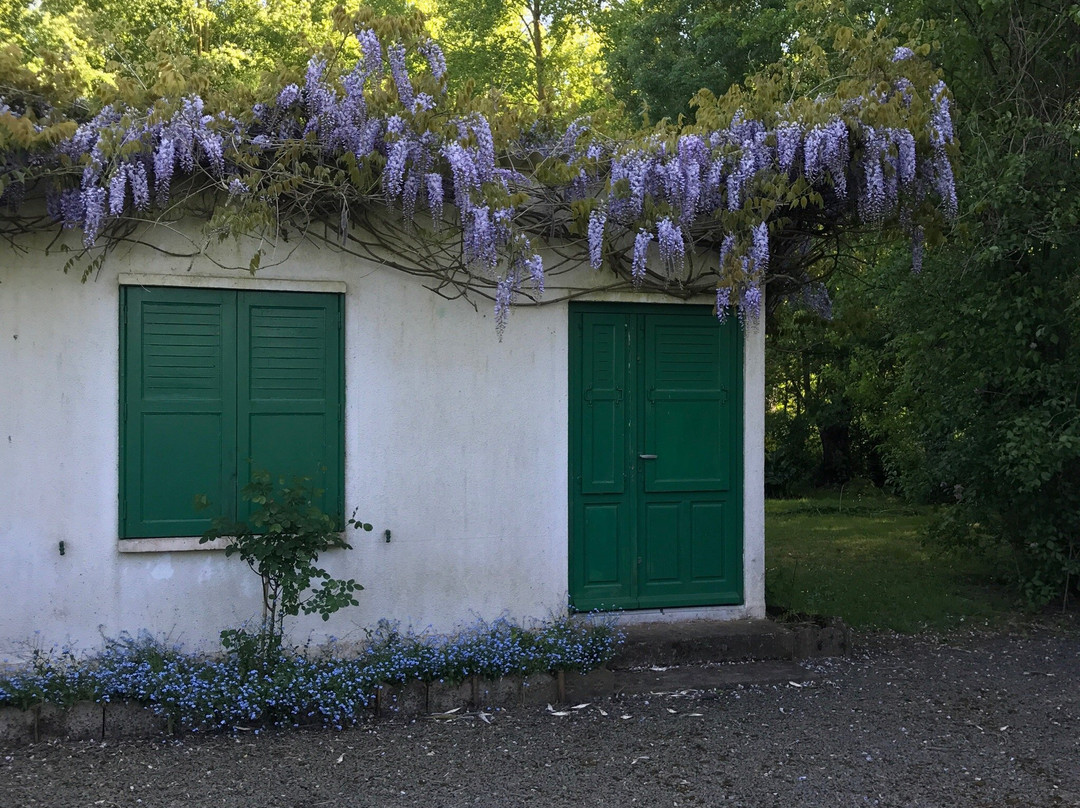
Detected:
left=2, top=627, right=1077, bottom=807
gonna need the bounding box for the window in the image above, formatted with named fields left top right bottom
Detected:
left=120, top=286, right=343, bottom=539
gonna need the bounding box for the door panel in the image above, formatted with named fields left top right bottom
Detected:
left=644, top=316, right=731, bottom=492
left=570, top=304, right=743, bottom=611
left=642, top=503, right=681, bottom=582
left=690, top=502, right=728, bottom=581
left=582, top=503, right=628, bottom=587
left=579, top=313, right=627, bottom=495
left=572, top=312, right=634, bottom=605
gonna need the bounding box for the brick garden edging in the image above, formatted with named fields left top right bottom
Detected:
left=0, top=671, right=582, bottom=746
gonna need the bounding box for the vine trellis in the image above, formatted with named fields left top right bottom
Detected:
left=0, top=17, right=957, bottom=332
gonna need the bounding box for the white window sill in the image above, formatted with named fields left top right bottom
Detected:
left=118, top=536, right=231, bottom=553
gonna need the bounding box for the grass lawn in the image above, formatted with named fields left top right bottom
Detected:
left=765, top=487, right=1020, bottom=632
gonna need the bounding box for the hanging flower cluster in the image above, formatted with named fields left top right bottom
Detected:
left=575, top=75, right=957, bottom=321
left=0, top=27, right=957, bottom=329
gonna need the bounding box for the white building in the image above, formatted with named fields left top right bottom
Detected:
left=0, top=223, right=764, bottom=657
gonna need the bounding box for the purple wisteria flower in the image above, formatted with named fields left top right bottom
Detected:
left=750, top=221, right=769, bottom=273
left=425, top=173, right=444, bottom=223
left=196, top=129, right=225, bottom=176
left=418, top=39, right=446, bottom=82
left=558, top=118, right=588, bottom=156
left=894, top=77, right=915, bottom=107
left=776, top=122, right=802, bottom=172
left=402, top=173, right=420, bottom=222
left=632, top=229, right=652, bottom=282
left=384, top=136, right=411, bottom=199
left=465, top=204, right=499, bottom=269
left=494, top=268, right=518, bottom=337
left=587, top=210, right=606, bottom=270
left=57, top=188, right=84, bottom=229
left=929, top=82, right=954, bottom=147
left=739, top=284, right=762, bottom=324
left=304, top=58, right=331, bottom=119
left=892, top=46, right=915, bottom=62
left=656, top=217, right=684, bottom=271
left=27, top=29, right=959, bottom=332
left=859, top=127, right=888, bottom=222
left=443, top=141, right=477, bottom=208
left=81, top=186, right=106, bottom=246
left=153, top=137, right=173, bottom=205
left=277, top=84, right=301, bottom=108
left=127, top=162, right=150, bottom=210
left=108, top=169, right=127, bottom=216
left=388, top=43, right=414, bottom=110
left=522, top=247, right=544, bottom=293
left=894, top=129, right=917, bottom=186
left=468, top=116, right=496, bottom=184
left=715, top=286, right=732, bottom=323
left=356, top=29, right=383, bottom=78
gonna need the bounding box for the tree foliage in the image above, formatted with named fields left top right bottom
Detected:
left=793, top=0, right=1080, bottom=607
left=432, top=0, right=607, bottom=112
left=1, top=0, right=347, bottom=104
left=871, top=0, right=1080, bottom=607
left=600, top=0, right=794, bottom=124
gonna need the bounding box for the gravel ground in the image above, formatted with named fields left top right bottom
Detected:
left=2, top=627, right=1078, bottom=808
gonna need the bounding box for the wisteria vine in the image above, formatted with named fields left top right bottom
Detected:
left=0, top=32, right=957, bottom=330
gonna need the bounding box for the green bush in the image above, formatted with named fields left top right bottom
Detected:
left=197, top=470, right=372, bottom=665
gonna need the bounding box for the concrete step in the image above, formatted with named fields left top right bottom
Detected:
left=610, top=617, right=851, bottom=669
left=611, top=619, right=794, bottom=668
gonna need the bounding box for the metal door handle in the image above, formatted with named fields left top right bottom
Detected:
left=639, top=454, right=658, bottom=460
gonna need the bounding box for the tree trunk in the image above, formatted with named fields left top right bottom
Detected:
left=530, top=0, right=546, bottom=103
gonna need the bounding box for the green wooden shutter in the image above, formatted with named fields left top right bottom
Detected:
left=121, top=287, right=343, bottom=539
left=120, top=287, right=237, bottom=538
left=236, top=291, right=343, bottom=523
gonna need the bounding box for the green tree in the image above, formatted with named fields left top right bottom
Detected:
left=432, top=0, right=608, bottom=112
left=600, top=0, right=794, bottom=123
left=851, top=0, right=1080, bottom=606
left=0, top=0, right=345, bottom=103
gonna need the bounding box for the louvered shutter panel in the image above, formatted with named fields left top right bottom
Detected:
left=120, top=287, right=237, bottom=538
left=236, top=291, right=343, bottom=523
left=643, top=314, right=733, bottom=493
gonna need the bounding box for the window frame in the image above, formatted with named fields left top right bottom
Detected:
left=117, top=275, right=346, bottom=549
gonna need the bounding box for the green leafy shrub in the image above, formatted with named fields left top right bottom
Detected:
left=764, top=410, right=818, bottom=497
left=197, top=470, right=372, bottom=665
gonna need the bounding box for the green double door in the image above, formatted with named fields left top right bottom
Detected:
left=569, top=303, right=743, bottom=611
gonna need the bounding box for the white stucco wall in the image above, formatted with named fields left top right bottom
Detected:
left=0, top=226, right=765, bottom=658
